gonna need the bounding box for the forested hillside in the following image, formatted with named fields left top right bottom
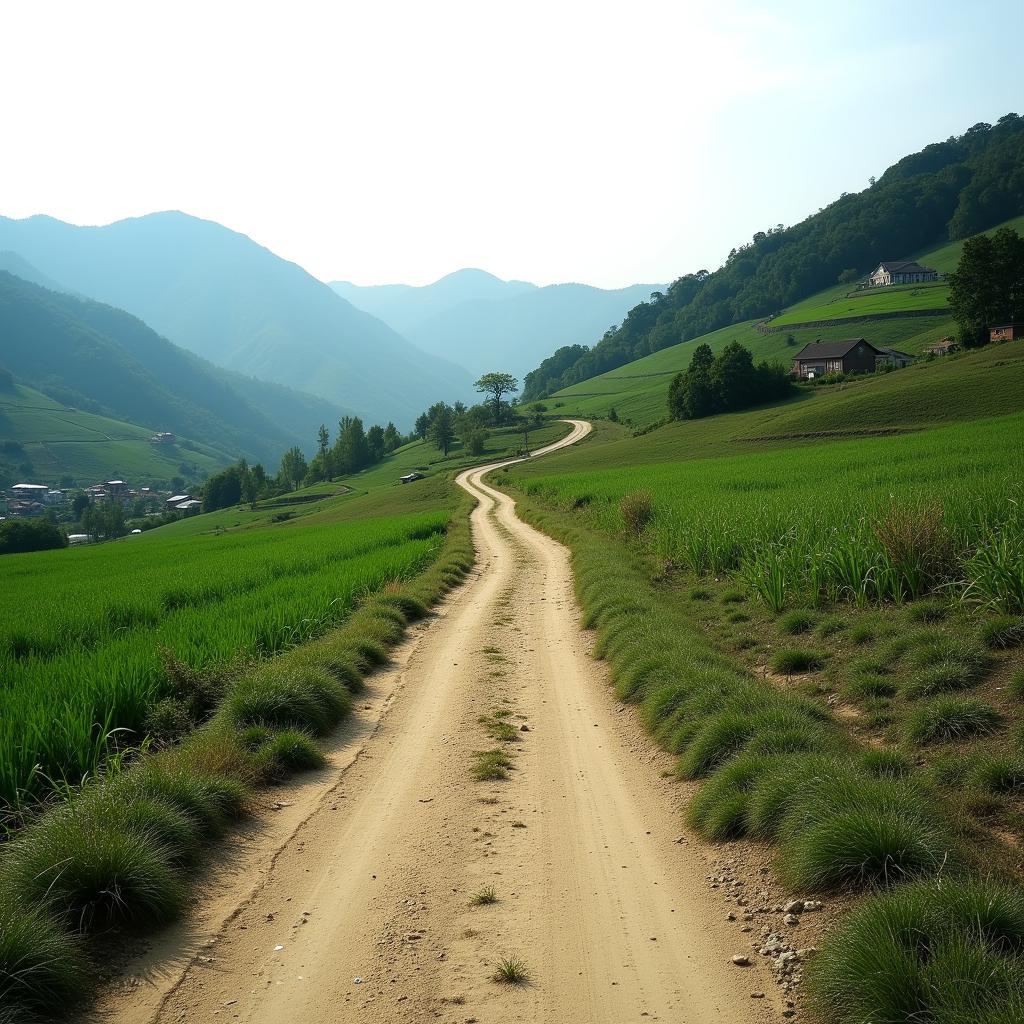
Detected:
left=0, top=272, right=347, bottom=465
left=525, top=113, right=1024, bottom=398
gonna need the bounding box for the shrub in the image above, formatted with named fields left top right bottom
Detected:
left=809, top=879, right=1024, bottom=1024
left=0, top=895, right=87, bottom=1018
left=979, top=615, right=1024, bottom=650
left=770, top=647, right=825, bottom=674
left=779, top=609, right=817, bottom=635
left=906, top=698, right=1003, bottom=745
left=619, top=490, right=653, bottom=536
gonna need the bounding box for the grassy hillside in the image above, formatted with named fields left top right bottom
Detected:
left=545, top=212, right=1024, bottom=426
left=0, top=382, right=225, bottom=486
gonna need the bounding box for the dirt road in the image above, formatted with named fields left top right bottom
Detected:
left=100, top=420, right=771, bottom=1024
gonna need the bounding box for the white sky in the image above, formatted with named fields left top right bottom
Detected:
left=2, top=0, right=1020, bottom=288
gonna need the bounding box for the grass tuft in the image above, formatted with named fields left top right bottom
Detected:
left=469, top=885, right=498, bottom=906
left=492, top=955, right=529, bottom=984
left=471, top=749, right=514, bottom=781
left=778, top=610, right=817, bottom=635
left=770, top=647, right=825, bottom=674
left=906, top=697, right=1003, bottom=745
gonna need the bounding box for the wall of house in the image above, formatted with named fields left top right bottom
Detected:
left=841, top=343, right=878, bottom=374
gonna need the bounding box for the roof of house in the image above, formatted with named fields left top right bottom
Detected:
left=793, top=339, right=879, bottom=361
left=991, top=322, right=1024, bottom=328
left=875, top=260, right=936, bottom=274
left=878, top=347, right=915, bottom=359
left=12, top=483, right=49, bottom=490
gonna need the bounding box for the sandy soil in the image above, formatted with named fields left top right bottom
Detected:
left=95, top=420, right=775, bottom=1024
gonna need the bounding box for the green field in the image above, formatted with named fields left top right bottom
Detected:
left=0, top=417, right=571, bottom=810
left=546, top=213, right=1024, bottom=427
left=0, top=383, right=228, bottom=486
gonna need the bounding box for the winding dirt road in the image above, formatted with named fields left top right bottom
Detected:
left=97, top=421, right=770, bottom=1024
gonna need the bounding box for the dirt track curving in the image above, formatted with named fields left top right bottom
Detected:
left=96, top=420, right=772, bottom=1024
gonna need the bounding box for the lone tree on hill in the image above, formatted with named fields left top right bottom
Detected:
left=475, top=372, right=519, bottom=425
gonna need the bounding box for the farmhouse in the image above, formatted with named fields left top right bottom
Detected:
left=399, top=473, right=424, bottom=484
left=867, top=261, right=939, bottom=287
left=876, top=347, right=915, bottom=369
left=792, top=338, right=881, bottom=378
left=926, top=337, right=959, bottom=356
left=11, top=483, right=49, bottom=498
left=166, top=493, right=193, bottom=507
left=990, top=323, right=1024, bottom=343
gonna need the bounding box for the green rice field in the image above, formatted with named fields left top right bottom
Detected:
left=515, top=411, right=1024, bottom=613
left=0, top=510, right=448, bottom=807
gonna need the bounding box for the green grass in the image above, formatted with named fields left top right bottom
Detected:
left=492, top=955, right=529, bottom=984
left=0, top=381, right=228, bottom=486
left=471, top=748, right=514, bottom=781
left=905, top=697, right=1003, bottom=745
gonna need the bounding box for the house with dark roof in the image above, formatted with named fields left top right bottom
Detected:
left=791, top=338, right=882, bottom=378
left=876, top=347, right=915, bottom=369
left=867, top=261, right=939, bottom=287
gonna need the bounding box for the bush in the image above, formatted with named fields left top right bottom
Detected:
left=619, top=490, right=653, bottom=536
left=770, top=647, right=825, bottom=674
left=0, top=895, right=87, bottom=1018
left=906, top=697, right=1003, bottom=744
left=809, top=879, right=1024, bottom=1024
left=778, top=610, right=817, bottom=635
left=0, top=518, right=67, bottom=555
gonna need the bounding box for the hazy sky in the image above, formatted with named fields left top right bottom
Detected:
left=2, top=1, right=1020, bottom=288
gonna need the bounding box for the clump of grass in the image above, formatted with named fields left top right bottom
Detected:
left=123, top=758, right=247, bottom=835
left=779, top=610, right=817, bottom=635
left=979, top=615, right=1024, bottom=650
left=1010, top=669, right=1024, bottom=700
left=0, top=894, right=88, bottom=1019
left=721, top=590, right=746, bottom=605
left=816, top=615, right=847, bottom=638
left=906, top=697, right=1003, bottom=745
left=469, top=885, right=498, bottom=906
left=479, top=713, right=518, bottom=742
left=844, top=674, right=897, bottom=701
left=687, top=752, right=774, bottom=840
left=849, top=621, right=877, bottom=645
left=221, top=666, right=351, bottom=736
left=5, top=802, right=184, bottom=929
left=689, top=588, right=712, bottom=602
left=471, top=749, right=514, bottom=781
left=858, top=749, right=913, bottom=778
left=254, top=729, right=325, bottom=782
left=972, top=756, right=1024, bottom=794
left=906, top=598, right=949, bottom=624
left=902, top=659, right=985, bottom=700
left=492, top=955, right=529, bottom=984
left=725, top=610, right=749, bottom=623
left=619, top=490, right=653, bottom=536
left=809, top=879, right=1024, bottom=1024
left=770, top=647, right=825, bottom=675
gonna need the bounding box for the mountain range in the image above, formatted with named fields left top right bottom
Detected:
left=331, top=270, right=664, bottom=382
left=0, top=212, right=473, bottom=426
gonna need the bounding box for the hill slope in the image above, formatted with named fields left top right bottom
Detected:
left=546, top=213, right=1024, bottom=425
left=0, top=271, right=347, bottom=466
left=331, top=270, right=664, bottom=381
left=0, top=380, right=226, bottom=486
left=526, top=113, right=1024, bottom=397
left=0, top=212, right=472, bottom=425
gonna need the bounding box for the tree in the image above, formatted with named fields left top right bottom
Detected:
left=367, top=424, right=386, bottom=463
left=465, top=429, right=487, bottom=455
left=0, top=518, right=67, bottom=554
left=240, top=463, right=258, bottom=509
left=71, top=493, right=90, bottom=520
left=429, top=405, right=456, bottom=455
left=474, top=372, right=519, bottom=425
left=279, top=447, right=307, bottom=490
left=316, top=424, right=330, bottom=479
left=382, top=422, right=401, bottom=453
left=414, top=413, right=430, bottom=440
left=949, top=227, right=1024, bottom=347
left=82, top=499, right=127, bottom=541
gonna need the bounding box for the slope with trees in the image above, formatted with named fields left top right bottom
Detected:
left=524, top=113, right=1024, bottom=399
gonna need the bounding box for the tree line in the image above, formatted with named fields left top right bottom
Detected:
left=523, top=114, right=1024, bottom=401
left=949, top=226, right=1024, bottom=347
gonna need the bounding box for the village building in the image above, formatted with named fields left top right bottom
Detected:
left=11, top=483, right=50, bottom=498
left=926, top=337, right=959, bottom=356
left=791, top=338, right=881, bottom=378
left=149, top=432, right=176, bottom=445
left=990, top=323, right=1024, bottom=343
left=867, top=261, right=939, bottom=287
left=876, top=347, right=915, bottom=369
left=166, top=493, right=193, bottom=508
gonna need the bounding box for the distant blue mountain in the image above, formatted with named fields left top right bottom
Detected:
left=0, top=212, right=472, bottom=426
left=331, top=269, right=666, bottom=381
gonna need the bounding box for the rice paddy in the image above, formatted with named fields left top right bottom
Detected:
left=0, top=511, right=449, bottom=809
